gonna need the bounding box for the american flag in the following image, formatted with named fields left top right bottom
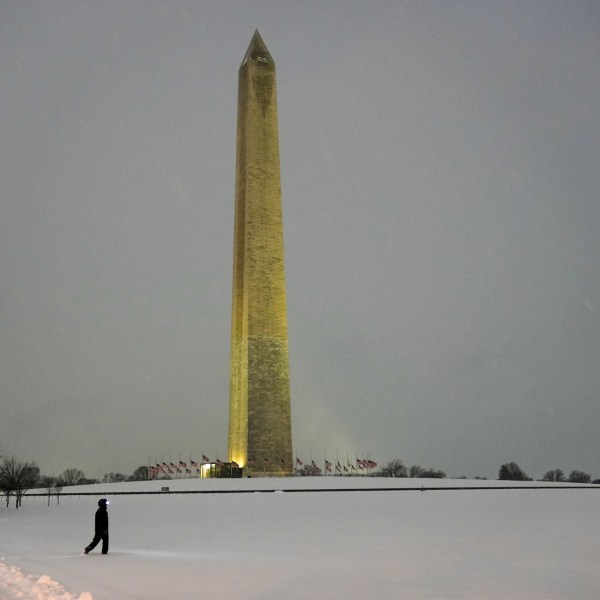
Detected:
left=296, top=458, right=304, bottom=466
left=202, top=455, right=210, bottom=463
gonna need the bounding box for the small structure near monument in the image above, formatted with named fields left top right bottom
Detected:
left=200, top=462, right=242, bottom=479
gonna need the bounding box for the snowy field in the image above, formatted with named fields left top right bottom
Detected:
left=1, top=477, right=599, bottom=600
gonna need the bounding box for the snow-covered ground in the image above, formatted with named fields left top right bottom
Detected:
left=1, top=477, right=598, bottom=599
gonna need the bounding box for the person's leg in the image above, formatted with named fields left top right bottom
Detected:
left=101, top=533, right=109, bottom=554
left=85, top=533, right=102, bottom=553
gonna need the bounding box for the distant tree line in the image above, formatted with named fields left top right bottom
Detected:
left=497, top=462, right=598, bottom=484
left=102, top=467, right=148, bottom=483
left=0, top=450, right=149, bottom=509
left=373, top=459, right=599, bottom=484
left=1, top=448, right=598, bottom=507
left=376, top=459, right=447, bottom=479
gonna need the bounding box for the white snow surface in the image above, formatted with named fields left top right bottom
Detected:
left=0, top=477, right=598, bottom=599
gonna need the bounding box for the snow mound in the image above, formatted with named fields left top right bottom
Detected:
left=0, top=562, right=92, bottom=600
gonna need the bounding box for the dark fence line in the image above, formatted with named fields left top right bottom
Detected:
left=22, top=484, right=600, bottom=498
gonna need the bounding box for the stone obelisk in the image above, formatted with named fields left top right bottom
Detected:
left=228, top=31, right=293, bottom=477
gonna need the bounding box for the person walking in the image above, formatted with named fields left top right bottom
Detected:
left=84, top=498, right=109, bottom=554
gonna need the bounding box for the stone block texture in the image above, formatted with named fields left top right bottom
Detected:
left=228, top=31, right=293, bottom=476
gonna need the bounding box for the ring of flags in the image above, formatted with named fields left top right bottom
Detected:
left=147, top=455, right=377, bottom=478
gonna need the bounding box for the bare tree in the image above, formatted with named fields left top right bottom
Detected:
left=409, top=465, right=425, bottom=478
left=379, top=459, right=408, bottom=478
left=542, top=469, right=565, bottom=482
left=129, top=466, right=149, bottom=481
left=498, top=462, right=531, bottom=481
left=39, top=475, right=57, bottom=506
left=408, top=465, right=445, bottom=478
left=103, top=472, right=127, bottom=483
left=54, top=479, right=64, bottom=505
left=1, top=457, right=17, bottom=507
left=567, top=470, right=591, bottom=484
left=0, top=457, right=39, bottom=508
left=60, top=468, right=85, bottom=486
left=0, top=458, right=9, bottom=507
left=419, top=468, right=446, bottom=479
left=17, top=462, right=39, bottom=507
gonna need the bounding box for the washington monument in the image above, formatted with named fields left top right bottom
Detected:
left=228, top=31, right=293, bottom=476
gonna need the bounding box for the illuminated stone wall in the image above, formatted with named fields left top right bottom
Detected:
left=228, top=31, right=293, bottom=476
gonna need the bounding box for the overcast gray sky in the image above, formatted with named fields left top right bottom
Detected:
left=1, top=1, right=599, bottom=480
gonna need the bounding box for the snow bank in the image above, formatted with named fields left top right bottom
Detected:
left=0, top=562, right=92, bottom=600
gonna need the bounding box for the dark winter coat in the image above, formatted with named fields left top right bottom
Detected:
left=95, top=506, right=109, bottom=535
